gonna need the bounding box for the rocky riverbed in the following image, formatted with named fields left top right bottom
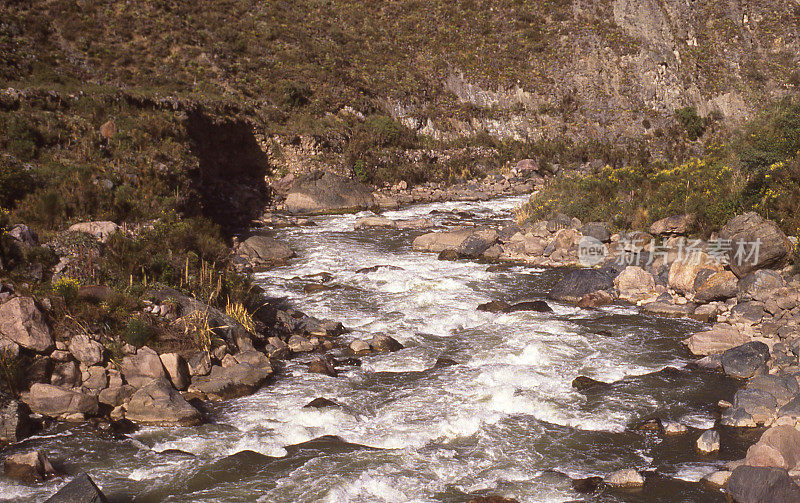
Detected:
left=1, top=188, right=799, bottom=502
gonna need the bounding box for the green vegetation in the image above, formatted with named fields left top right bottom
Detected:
left=521, top=98, right=800, bottom=238
left=675, top=106, right=707, bottom=141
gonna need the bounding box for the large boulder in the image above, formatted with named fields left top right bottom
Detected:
left=67, top=221, right=120, bottom=242
left=122, top=346, right=167, bottom=388
left=725, top=465, right=800, bottom=503
left=25, top=384, right=98, bottom=418
left=649, top=214, right=696, bottom=236
left=4, top=450, right=57, bottom=482
left=412, top=227, right=497, bottom=256
left=236, top=236, right=295, bottom=269
left=44, top=472, right=108, bottom=503
left=683, top=325, right=749, bottom=355
left=0, top=297, right=53, bottom=352
left=285, top=171, right=374, bottom=214
left=548, top=268, right=616, bottom=303
left=0, top=392, right=35, bottom=444
left=159, top=353, right=190, bottom=391
left=579, top=222, right=611, bottom=243
left=189, top=363, right=271, bottom=401
left=694, top=270, right=738, bottom=303
left=668, top=252, right=723, bottom=295
left=125, top=378, right=201, bottom=426
left=613, top=266, right=657, bottom=303
left=68, top=334, right=104, bottom=366
left=720, top=212, right=793, bottom=277
left=738, top=270, right=786, bottom=301
left=722, top=342, right=770, bottom=379
left=744, top=425, right=800, bottom=470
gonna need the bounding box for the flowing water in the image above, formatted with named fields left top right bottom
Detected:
left=2, top=195, right=748, bottom=502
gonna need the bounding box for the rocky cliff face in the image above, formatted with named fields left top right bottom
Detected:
left=393, top=0, right=798, bottom=145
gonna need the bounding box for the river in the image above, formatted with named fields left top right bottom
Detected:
left=2, top=195, right=746, bottom=502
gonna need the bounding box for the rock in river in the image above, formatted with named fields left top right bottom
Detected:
left=125, top=378, right=202, bottom=426
left=43, top=472, right=108, bottom=503
left=189, top=363, right=271, bottom=401
left=548, top=268, right=616, bottom=303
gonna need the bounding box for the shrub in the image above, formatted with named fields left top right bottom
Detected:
left=52, top=277, right=80, bottom=305
left=675, top=106, right=706, bottom=141
left=0, top=157, right=35, bottom=209
left=124, top=317, right=155, bottom=347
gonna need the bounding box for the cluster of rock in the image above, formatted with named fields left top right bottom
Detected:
left=0, top=284, right=349, bottom=440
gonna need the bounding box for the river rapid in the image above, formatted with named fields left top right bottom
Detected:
left=2, top=195, right=748, bottom=502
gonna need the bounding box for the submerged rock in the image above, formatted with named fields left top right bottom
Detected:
left=477, top=300, right=511, bottom=313
left=571, top=376, right=608, bottom=391
left=501, top=301, right=553, bottom=313
left=304, top=397, right=340, bottom=408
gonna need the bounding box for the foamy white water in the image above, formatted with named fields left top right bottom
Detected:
left=2, top=194, right=732, bottom=503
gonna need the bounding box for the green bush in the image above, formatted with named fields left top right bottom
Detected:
left=0, top=157, right=35, bottom=209
left=735, top=98, right=800, bottom=174
left=124, top=317, right=154, bottom=347
left=675, top=106, right=707, bottom=141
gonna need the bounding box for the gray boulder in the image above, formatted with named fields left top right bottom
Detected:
left=722, top=342, right=770, bottom=379
left=237, top=235, right=295, bottom=269
left=68, top=334, right=104, bottom=366
left=189, top=363, right=271, bottom=401
left=285, top=171, right=375, bottom=214
left=725, top=465, right=800, bottom=503
left=125, top=378, right=201, bottom=426
left=738, top=270, right=786, bottom=301
left=0, top=392, right=35, bottom=444
left=548, top=268, right=616, bottom=303
left=122, top=346, right=167, bottom=388
left=25, top=384, right=98, bottom=418
left=579, top=222, right=611, bottom=243
left=720, top=212, right=793, bottom=277
left=694, top=271, right=738, bottom=303
left=159, top=353, right=190, bottom=391
left=0, top=297, right=53, bottom=352
left=44, top=472, right=108, bottom=503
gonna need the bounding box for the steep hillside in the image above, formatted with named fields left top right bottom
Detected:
left=1, top=0, right=799, bottom=225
